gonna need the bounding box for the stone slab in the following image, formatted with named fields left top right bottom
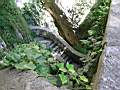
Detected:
left=0, top=68, right=69, bottom=90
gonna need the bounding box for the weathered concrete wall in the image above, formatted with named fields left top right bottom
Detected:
left=93, top=0, right=120, bottom=90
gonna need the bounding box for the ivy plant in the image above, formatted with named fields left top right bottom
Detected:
left=0, top=42, right=91, bottom=89
left=49, top=62, right=91, bottom=89
left=1, top=42, right=52, bottom=71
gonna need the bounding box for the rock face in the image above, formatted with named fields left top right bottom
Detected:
left=0, top=68, right=69, bottom=90
left=93, top=0, right=120, bottom=90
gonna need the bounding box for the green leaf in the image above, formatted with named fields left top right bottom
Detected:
left=56, top=63, right=67, bottom=72
left=36, top=64, right=50, bottom=76
left=3, top=58, right=10, bottom=66
left=66, top=63, right=76, bottom=74
left=86, top=85, right=92, bottom=90
left=80, top=75, right=88, bottom=83
left=74, top=43, right=88, bottom=54
left=15, top=61, right=26, bottom=70
left=15, top=61, right=36, bottom=70
left=80, top=40, right=90, bottom=45
left=24, top=61, right=36, bottom=70
left=91, top=52, right=97, bottom=57
left=45, top=51, right=51, bottom=56
left=47, top=76, right=57, bottom=85
left=72, top=76, right=80, bottom=84
left=88, top=30, right=96, bottom=35
left=59, top=73, right=68, bottom=85
left=32, top=45, right=39, bottom=50
left=47, top=58, right=54, bottom=62
left=36, top=56, right=46, bottom=64
left=50, top=63, right=58, bottom=73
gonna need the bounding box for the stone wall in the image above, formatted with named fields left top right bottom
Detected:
left=93, top=0, right=120, bottom=90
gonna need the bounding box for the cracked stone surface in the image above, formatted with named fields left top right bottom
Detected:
left=93, top=0, right=120, bottom=90
left=0, top=68, right=69, bottom=90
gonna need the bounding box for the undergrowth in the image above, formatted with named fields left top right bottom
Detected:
left=74, top=0, right=111, bottom=82
left=0, top=42, right=91, bottom=89
left=0, top=0, right=111, bottom=90
left=0, top=0, right=32, bottom=48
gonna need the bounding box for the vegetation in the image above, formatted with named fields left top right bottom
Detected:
left=21, top=1, right=44, bottom=26
left=0, top=43, right=90, bottom=89
left=0, top=0, right=32, bottom=49
left=0, top=0, right=111, bottom=90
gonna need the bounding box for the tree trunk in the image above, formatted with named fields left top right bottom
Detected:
left=42, top=0, right=79, bottom=46
left=0, top=0, right=32, bottom=48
